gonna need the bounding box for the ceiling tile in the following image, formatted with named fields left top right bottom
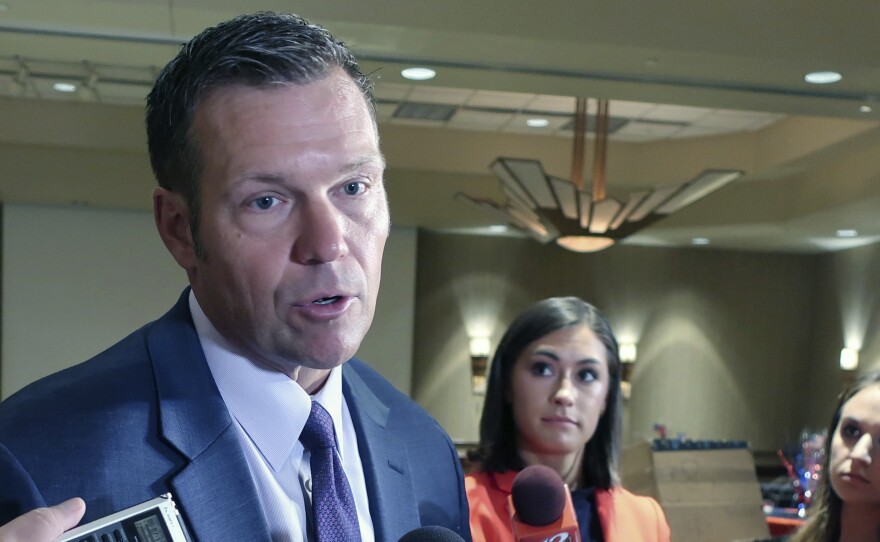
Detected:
left=615, top=120, right=684, bottom=139
left=503, top=112, right=571, bottom=133
left=30, top=76, right=81, bottom=101
left=93, top=80, right=149, bottom=104
left=697, top=110, right=783, bottom=130
left=524, top=94, right=576, bottom=114
left=0, top=57, right=21, bottom=72
left=748, top=114, right=785, bottom=130
left=643, top=104, right=712, bottom=123
left=375, top=102, right=398, bottom=121
left=609, top=100, right=656, bottom=119
left=389, top=117, right=447, bottom=128
left=407, top=85, right=473, bottom=105
left=373, top=81, right=411, bottom=101
left=466, top=89, right=534, bottom=110
left=611, top=131, right=658, bottom=142
left=449, top=109, right=513, bottom=128
left=93, top=64, right=153, bottom=83
left=671, top=125, right=740, bottom=139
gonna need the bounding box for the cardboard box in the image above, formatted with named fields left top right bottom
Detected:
left=621, top=442, right=770, bottom=542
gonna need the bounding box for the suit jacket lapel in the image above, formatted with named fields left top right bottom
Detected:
left=343, top=363, right=420, bottom=541
left=148, top=291, right=270, bottom=541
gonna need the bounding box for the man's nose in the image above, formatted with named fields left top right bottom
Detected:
left=291, top=199, right=348, bottom=264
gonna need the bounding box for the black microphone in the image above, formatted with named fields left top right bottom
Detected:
left=398, top=525, right=466, bottom=541
left=508, top=465, right=581, bottom=542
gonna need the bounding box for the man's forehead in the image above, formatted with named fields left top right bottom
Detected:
left=193, top=74, right=376, bottom=136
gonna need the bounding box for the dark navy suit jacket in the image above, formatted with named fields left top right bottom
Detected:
left=0, top=290, right=471, bottom=541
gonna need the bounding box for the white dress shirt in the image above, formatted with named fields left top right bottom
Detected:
left=189, top=292, right=375, bottom=542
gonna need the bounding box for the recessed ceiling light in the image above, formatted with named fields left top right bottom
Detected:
left=804, top=71, right=842, bottom=84
left=526, top=118, right=549, bottom=128
left=691, top=237, right=710, bottom=245
left=836, top=229, right=858, bottom=237
left=52, top=82, right=77, bottom=93
left=860, top=105, right=873, bottom=113
left=400, top=67, right=436, bottom=81
left=488, top=225, right=508, bottom=233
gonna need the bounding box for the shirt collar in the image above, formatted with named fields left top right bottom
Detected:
left=189, top=291, right=345, bottom=471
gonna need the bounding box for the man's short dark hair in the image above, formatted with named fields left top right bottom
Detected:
left=145, top=11, right=374, bottom=258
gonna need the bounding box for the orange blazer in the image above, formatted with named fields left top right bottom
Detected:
left=466, top=471, right=671, bottom=542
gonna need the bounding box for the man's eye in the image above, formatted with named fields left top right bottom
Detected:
left=251, top=196, right=279, bottom=210
left=342, top=181, right=366, bottom=196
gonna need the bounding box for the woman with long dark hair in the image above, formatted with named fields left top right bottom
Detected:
left=790, top=370, right=880, bottom=542
left=466, top=297, right=670, bottom=541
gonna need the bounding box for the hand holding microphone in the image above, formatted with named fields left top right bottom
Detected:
left=508, top=465, right=581, bottom=542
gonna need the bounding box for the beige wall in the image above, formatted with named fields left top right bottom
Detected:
left=1, top=204, right=187, bottom=398
left=803, top=243, right=880, bottom=428
left=412, top=231, right=826, bottom=451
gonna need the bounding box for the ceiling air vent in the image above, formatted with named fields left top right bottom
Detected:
left=393, top=102, right=457, bottom=121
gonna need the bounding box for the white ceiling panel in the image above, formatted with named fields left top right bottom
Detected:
left=375, top=102, right=398, bottom=121
left=407, top=85, right=472, bottom=105
left=643, top=104, right=712, bottom=123
left=697, top=110, right=783, bottom=130
left=524, top=94, right=577, bottom=113
left=671, top=125, right=742, bottom=139
left=609, top=100, right=656, bottom=118
left=466, top=89, right=534, bottom=110
left=389, top=117, right=446, bottom=128
left=449, top=109, right=512, bottom=128
left=616, top=120, right=684, bottom=139
left=373, top=82, right=411, bottom=102
left=505, top=112, right=571, bottom=132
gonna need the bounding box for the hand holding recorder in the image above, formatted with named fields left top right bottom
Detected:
left=0, top=498, right=85, bottom=542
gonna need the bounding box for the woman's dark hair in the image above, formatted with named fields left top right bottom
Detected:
left=145, top=11, right=373, bottom=259
left=790, top=369, right=880, bottom=542
left=471, top=296, right=622, bottom=489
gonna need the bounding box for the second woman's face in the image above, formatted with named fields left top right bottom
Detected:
left=510, top=324, right=611, bottom=458
left=829, top=383, right=880, bottom=507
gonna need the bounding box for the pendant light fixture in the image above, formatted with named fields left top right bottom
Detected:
left=456, top=98, right=743, bottom=252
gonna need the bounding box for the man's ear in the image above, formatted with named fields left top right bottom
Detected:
left=153, top=187, right=198, bottom=272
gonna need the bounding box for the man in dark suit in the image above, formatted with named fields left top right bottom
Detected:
left=0, top=12, right=470, bottom=542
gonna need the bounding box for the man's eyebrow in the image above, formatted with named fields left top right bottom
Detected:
left=229, top=155, right=386, bottom=188
left=340, top=154, right=386, bottom=174
left=238, top=172, right=286, bottom=186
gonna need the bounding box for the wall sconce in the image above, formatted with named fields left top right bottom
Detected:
left=469, top=336, right=492, bottom=395
left=619, top=342, right=637, bottom=363
left=840, top=347, right=859, bottom=371
left=618, top=342, right=637, bottom=400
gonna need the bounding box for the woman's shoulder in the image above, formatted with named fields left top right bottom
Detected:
left=465, top=470, right=518, bottom=493
left=601, top=486, right=665, bottom=513
left=603, top=486, right=660, bottom=502
left=464, top=470, right=491, bottom=485
left=596, top=487, right=671, bottom=540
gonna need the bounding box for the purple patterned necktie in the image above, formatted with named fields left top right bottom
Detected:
left=300, top=401, right=362, bottom=542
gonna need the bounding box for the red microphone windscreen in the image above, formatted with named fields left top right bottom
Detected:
left=510, top=465, right=567, bottom=526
